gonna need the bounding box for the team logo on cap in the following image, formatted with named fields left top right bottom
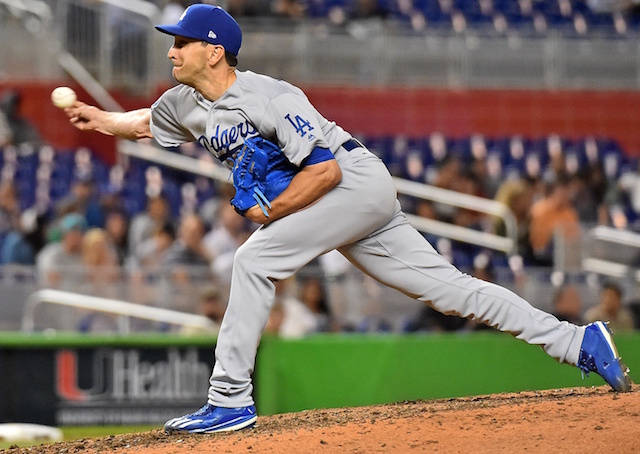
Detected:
left=208, top=30, right=217, bottom=39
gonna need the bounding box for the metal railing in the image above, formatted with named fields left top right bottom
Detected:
left=4, top=1, right=640, bottom=90
left=117, top=140, right=518, bottom=255
left=582, top=226, right=640, bottom=282
left=54, top=0, right=165, bottom=96
left=394, top=178, right=517, bottom=254
left=21, top=288, right=218, bottom=334
left=3, top=263, right=635, bottom=334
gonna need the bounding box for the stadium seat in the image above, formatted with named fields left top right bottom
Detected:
left=295, top=0, right=628, bottom=37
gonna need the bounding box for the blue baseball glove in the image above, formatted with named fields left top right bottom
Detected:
left=230, top=136, right=297, bottom=217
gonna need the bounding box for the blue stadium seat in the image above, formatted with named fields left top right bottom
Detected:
left=193, top=175, right=217, bottom=205
left=306, top=0, right=349, bottom=18
left=497, top=1, right=539, bottom=32
left=573, top=1, right=617, bottom=33
left=454, top=0, right=494, bottom=26
left=531, top=0, right=577, bottom=35
left=417, top=0, right=447, bottom=23
left=297, top=0, right=628, bottom=36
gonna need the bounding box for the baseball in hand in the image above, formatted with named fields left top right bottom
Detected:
left=51, top=86, right=77, bottom=109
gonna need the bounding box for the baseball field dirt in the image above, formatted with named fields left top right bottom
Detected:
left=3, top=385, right=638, bottom=453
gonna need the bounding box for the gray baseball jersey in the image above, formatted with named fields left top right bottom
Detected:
left=150, top=70, right=585, bottom=408
left=151, top=70, right=351, bottom=167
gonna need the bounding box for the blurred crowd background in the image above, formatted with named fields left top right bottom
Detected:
left=1, top=0, right=640, bottom=337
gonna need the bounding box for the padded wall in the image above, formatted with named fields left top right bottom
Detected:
left=2, top=82, right=639, bottom=163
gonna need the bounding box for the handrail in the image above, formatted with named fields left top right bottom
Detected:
left=588, top=225, right=640, bottom=248
left=117, top=140, right=518, bottom=255
left=582, top=226, right=640, bottom=282
left=404, top=214, right=514, bottom=254
left=99, top=0, right=161, bottom=18
left=118, top=140, right=231, bottom=182
left=21, top=289, right=218, bottom=334
left=393, top=177, right=517, bottom=255
left=0, top=0, right=51, bottom=18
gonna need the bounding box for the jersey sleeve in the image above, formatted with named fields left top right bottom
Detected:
left=260, top=92, right=331, bottom=167
left=149, top=87, right=197, bottom=147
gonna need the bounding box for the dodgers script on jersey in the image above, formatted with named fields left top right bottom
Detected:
left=150, top=70, right=352, bottom=168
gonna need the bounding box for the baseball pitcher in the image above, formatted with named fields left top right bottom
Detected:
left=65, top=4, right=631, bottom=434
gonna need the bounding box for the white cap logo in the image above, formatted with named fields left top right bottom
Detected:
left=208, top=30, right=217, bottom=39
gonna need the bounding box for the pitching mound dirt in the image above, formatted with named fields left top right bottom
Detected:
left=3, top=386, right=639, bottom=453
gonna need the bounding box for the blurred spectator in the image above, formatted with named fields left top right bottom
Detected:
left=433, top=154, right=462, bottom=195
left=584, top=281, right=635, bottom=332
left=404, top=303, right=467, bottom=333
left=126, top=221, right=176, bottom=309
left=181, top=287, right=227, bottom=335
left=351, top=0, right=388, bottom=20
left=551, top=283, right=584, bottom=325
left=265, top=274, right=291, bottom=335
left=317, top=249, right=364, bottom=332
left=0, top=89, right=41, bottom=146
left=616, top=159, right=640, bottom=222
left=492, top=178, right=537, bottom=257
left=270, top=279, right=298, bottom=336
left=128, top=193, right=172, bottom=254
left=470, top=252, right=496, bottom=282
left=0, top=181, right=20, bottom=236
left=128, top=221, right=176, bottom=272
left=432, top=156, right=486, bottom=230
left=528, top=177, right=580, bottom=266
left=227, top=0, right=276, bottom=17
left=76, top=228, right=122, bottom=332
left=162, top=212, right=212, bottom=283
left=272, top=0, right=306, bottom=18
left=35, top=213, right=87, bottom=289
left=569, top=167, right=605, bottom=224
left=0, top=107, right=10, bottom=146
left=0, top=210, right=48, bottom=265
left=103, top=208, right=130, bottom=265
left=414, top=199, right=444, bottom=248
left=204, top=202, right=252, bottom=285
left=629, top=298, right=640, bottom=329
left=264, top=300, right=285, bottom=335
left=54, top=176, right=104, bottom=227
left=278, top=276, right=333, bottom=338
left=452, top=171, right=485, bottom=228
left=81, top=227, right=120, bottom=291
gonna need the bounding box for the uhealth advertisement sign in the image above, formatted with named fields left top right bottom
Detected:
left=0, top=344, right=214, bottom=426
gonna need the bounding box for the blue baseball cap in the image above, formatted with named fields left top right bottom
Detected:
left=59, top=213, right=88, bottom=234
left=155, top=4, right=242, bottom=56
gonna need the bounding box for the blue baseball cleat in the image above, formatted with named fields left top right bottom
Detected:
left=164, top=404, right=257, bottom=433
left=578, top=321, right=632, bottom=392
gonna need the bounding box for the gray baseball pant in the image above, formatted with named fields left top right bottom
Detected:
left=208, top=145, right=585, bottom=407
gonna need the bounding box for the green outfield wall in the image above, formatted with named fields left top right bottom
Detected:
left=0, top=332, right=638, bottom=424
left=254, top=331, right=640, bottom=415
